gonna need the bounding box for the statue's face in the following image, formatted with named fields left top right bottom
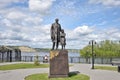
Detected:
left=55, top=19, right=59, bottom=23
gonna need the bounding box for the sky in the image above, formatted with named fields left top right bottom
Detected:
left=0, top=0, right=120, bottom=49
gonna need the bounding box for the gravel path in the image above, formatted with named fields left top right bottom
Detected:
left=0, top=62, right=120, bottom=80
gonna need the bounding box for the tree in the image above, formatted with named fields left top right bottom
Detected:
left=80, top=40, right=120, bottom=58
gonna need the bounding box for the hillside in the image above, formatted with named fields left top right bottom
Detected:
left=35, top=48, right=51, bottom=52
left=18, top=46, right=37, bottom=52
left=4, top=45, right=80, bottom=53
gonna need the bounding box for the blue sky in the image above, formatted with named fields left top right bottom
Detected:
left=0, top=0, right=120, bottom=49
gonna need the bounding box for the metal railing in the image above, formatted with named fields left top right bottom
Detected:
left=1, top=56, right=120, bottom=64
left=21, top=56, right=120, bottom=64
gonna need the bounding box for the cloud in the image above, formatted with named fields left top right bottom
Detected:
left=24, top=17, right=43, bottom=25
left=0, top=16, right=51, bottom=47
left=66, top=25, right=95, bottom=48
left=67, top=25, right=94, bottom=40
left=53, top=0, right=78, bottom=16
left=105, top=28, right=120, bottom=39
left=0, top=0, right=26, bottom=8
left=65, top=26, right=120, bottom=49
left=2, top=18, right=12, bottom=27
left=89, top=0, right=120, bottom=6
left=0, top=0, right=52, bottom=48
left=73, top=25, right=93, bottom=35
left=29, top=0, right=54, bottom=13
left=7, top=11, right=27, bottom=19
left=1, top=7, right=44, bottom=26
left=94, top=27, right=120, bottom=41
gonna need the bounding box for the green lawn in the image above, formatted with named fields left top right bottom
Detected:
left=25, top=73, right=90, bottom=80
left=0, top=63, right=49, bottom=70
left=95, top=66, right=117, bottom=71
left=0, top=63, right=73, bottom=70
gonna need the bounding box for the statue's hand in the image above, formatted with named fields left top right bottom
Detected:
left=51, top=36, right=54, bottom=40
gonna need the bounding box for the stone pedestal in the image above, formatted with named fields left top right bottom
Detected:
left=49, top=50, right=69, bottom=78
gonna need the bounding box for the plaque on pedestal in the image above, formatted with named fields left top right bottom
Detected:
left=49, top=50, right=69, bottom=78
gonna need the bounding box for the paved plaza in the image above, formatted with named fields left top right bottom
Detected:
left=0, top=62, right=120, bottom=80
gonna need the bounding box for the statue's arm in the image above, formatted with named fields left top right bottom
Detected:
left=59, top=24, right=62, bottom=31
left=50, top=24, right=54, bottom=39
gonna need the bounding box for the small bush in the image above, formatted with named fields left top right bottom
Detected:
left=34, top=55, right=40, bottom=66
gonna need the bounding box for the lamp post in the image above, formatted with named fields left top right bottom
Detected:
left=86, top=50, right=89, bottom=63
left=89, top=40, right=96, bottom=69
left=118, top=40, right=120, bottom=54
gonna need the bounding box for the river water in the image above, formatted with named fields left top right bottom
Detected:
left=21, top=52, right=80, bottom=57
left=21, top=51, right=80, bottom=63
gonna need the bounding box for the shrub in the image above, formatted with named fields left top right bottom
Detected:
left=34, top=55, right=40, bottom=66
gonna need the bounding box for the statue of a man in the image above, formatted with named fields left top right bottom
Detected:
left=50, top=18, right=61, bottom=50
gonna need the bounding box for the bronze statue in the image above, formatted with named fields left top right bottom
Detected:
left=60, top=29, right=66, bottom=49
left=51, top=18, right=61, bottom=50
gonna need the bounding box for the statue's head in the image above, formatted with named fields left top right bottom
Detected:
left=55, top=18, right=59, bottom=23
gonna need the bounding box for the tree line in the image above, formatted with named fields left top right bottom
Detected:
left=80, top=40, right=120, bottom=58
